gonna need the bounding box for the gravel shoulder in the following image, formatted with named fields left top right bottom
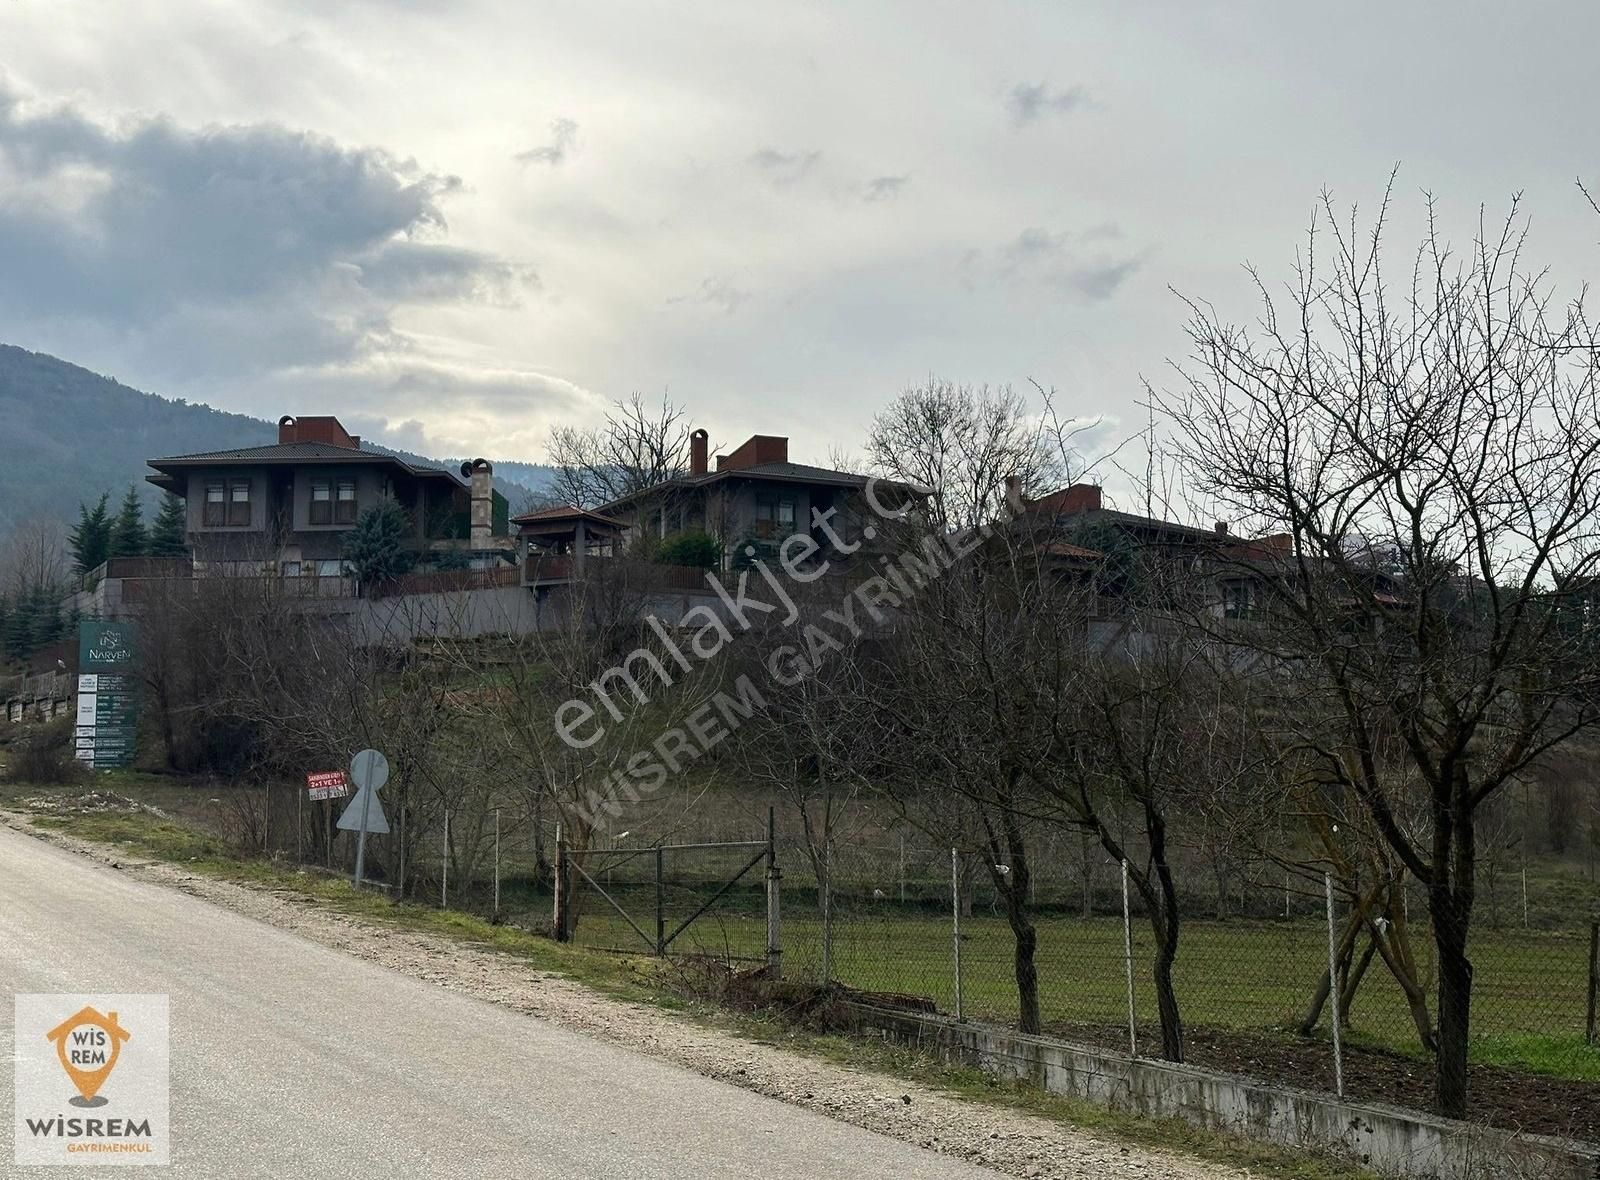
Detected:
left=2, top=810, right=1258, bottom=1179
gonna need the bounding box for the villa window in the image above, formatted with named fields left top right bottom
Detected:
left=754, top=494, right=796, bottom=539
left=336, top=479, right=358, bottom=524
left=203, top=482, right=226, bottom=527
left=309, top=479, right=332, bottom=525
left=1222, top=579, right=1257, bottom=620
left=226, top=481, right=252, bottom=527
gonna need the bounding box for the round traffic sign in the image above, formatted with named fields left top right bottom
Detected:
left=350, top=748, right=390, bottom=792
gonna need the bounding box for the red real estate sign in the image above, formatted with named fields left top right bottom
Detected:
left=306, top=771, right=351, bottom=802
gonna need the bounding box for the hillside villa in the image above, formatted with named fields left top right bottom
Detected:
left=143, top=414, right=512, bottom=578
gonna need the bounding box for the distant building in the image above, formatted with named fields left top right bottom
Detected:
left=593, top=429, right=903, bottom=571
left=144, top=414, right=511, bottom=576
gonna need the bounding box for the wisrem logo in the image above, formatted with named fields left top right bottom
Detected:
left=13, top=994, right=170, bottom=1166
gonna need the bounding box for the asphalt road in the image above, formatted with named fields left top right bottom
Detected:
left=0, top=825, right=1000, bottom=1178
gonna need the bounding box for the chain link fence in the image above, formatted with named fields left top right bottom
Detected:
left=779, top=831, right=1600, bottom=1138
left=242, top=777, right=1599, bottom=1135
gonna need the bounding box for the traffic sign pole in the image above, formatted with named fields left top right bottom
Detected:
left=344, top=749, right=390, bottom=887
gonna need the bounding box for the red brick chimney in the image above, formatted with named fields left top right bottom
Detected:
left=689, top=428, right=709, bottom=476
left=1027, top=482, right=1102, bottom=515
left=278, top=415, right=360, bottom=449
left=719, top=435, right=788, bottom=473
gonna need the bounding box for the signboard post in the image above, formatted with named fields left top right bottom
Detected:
left=306, top=771, right=351, bottom=867
left=75, top=622, right=139, bottom=770
left=337, top=750, right=390, bottom=887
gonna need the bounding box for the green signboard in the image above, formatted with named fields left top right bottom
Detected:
left=75, top=621, right=140, bottom=770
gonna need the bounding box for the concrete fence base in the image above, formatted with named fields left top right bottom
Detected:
left=845, top=1002, right=1600, bottom=1180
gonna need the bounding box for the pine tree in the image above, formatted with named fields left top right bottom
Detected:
left=5, top=586, right=41, bottom=660
left=147, top=493, right=188, bottom=557
left=109, top=485, right=147, bottom=558
left=28, top=595, right=62, bottom=653
left=342, top=500, right=416, bottom=588
left=69, top=493, right=112, bottom=574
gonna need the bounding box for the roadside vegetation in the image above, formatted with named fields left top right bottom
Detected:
left=0, top=772, right=1375, bottom=1180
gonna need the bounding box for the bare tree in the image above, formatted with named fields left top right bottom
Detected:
left=1159, top=185, right=1600, bottom=1115
left=866, top=379, right=1064, bottom=532
left=437, top=562, right=728, bottom=931
left=0, top=519, right=68, bottom=598
left=858, top=507, right=1095, bottom=1034
left=547, top=392, right=697, bottom=509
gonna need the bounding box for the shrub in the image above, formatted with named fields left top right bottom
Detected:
left=657, top=530, right=722, bottom=571
left=4, top=718, right=82, bottom=784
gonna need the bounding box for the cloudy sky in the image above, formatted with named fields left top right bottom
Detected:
left=3, top=0, right=1599, bottom=467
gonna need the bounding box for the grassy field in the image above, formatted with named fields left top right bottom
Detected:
left=562, top=877, right=1600, bottom=1081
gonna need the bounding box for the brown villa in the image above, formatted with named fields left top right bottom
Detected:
left=594, top=428, right=900, bottom=570
left=145, top=414, right=511, bottom=575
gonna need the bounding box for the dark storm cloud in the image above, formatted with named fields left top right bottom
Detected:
left=0, top=81, right=527, bottom=370
left=1006, top=82, right=1090, bottom=127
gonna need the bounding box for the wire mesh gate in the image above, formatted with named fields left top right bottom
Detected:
left=551, top=810, right=781, bottom=969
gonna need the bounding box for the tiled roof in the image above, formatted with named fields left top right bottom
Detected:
left=718, top=460, right=873, bottom=485
left=599, top=459, right=884, bottom=513
left=152, top=442, right=378, bottom=462
left=148, top=442, right=465, bottom=483
left=512, top=505, right=626, bottom=528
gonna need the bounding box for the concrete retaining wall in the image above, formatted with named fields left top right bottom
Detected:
left=846, top=1002, right=1600, bottom=1180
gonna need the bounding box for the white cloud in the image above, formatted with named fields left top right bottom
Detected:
left=2, top=1, right=1600, bottom=470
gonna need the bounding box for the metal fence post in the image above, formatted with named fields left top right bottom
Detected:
left=441, top=808, right=450, bottom=909
left=822, top=837, right=833, bottom=983
left=493, top=808, right=501, bottom=920
left=765, top=807, right=782, bottom=979
left=553, top=823, right=568, bottom=942
left=898, top=834, right=906, bottom=904
left=1122, top=858, right=1137, bottom=1057
left=1587, top=920, right=1599, bottom=1047
left=952, top=847, right=964, bottom=1022
left=1325, top=872, right=1345, bottom=1097
left=655, top=844, right=666, bottom=956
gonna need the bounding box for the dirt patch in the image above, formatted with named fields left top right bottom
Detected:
left=1048, top=1021, right=1600, bottom=1144
left=15, top=788, right=160, bottom=816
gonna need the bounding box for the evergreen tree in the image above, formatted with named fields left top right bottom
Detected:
left=109, top=485, right=147, bottom=558
left=5, top=586, right=40, bottom=660
left=342, top=500, right=416, bottom=588
left=28, top=595, right=62, bottom=652
left=69, top=493, right=112, bottom=574
left=147, top=493, right=188, bottom=557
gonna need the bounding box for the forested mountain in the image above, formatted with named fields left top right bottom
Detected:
left=0, top=345, right=555, bottom=535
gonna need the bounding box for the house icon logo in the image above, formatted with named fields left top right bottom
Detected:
left=44, top=1006, right=131, bottom=1108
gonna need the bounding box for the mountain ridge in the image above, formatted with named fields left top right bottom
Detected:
left=0, top=344, right=556, bottom=536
